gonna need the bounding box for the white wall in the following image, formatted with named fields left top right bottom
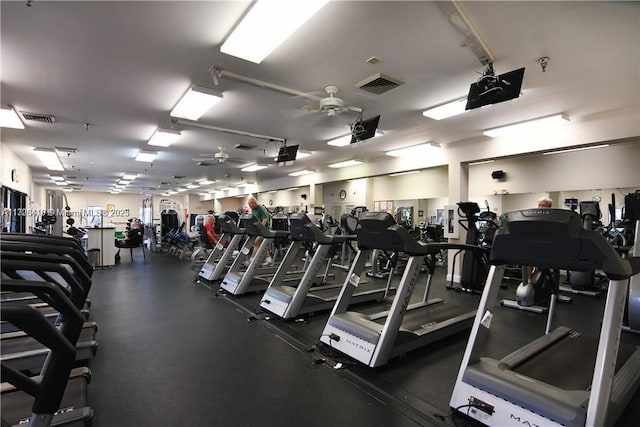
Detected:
left=371, top=166, right=448, bottom=200
left=1, top=142, right=32, bottom=195
left=468, top=142, right=640, bottom=196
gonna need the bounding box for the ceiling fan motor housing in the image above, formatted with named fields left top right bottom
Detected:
left=320, top=96, right=344, bottom=115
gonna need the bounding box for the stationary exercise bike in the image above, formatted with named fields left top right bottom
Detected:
left=501, top=267, right=571, bottom=313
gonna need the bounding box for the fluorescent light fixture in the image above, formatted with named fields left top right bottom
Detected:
left=288, top=169, right=315, bottom=177
left=34, top=148, right=64, bottom=171
left=241, top=164, right=268, bottom=172
left=422, top=97, right=468, bottom=120
left=186, top=184, right=200, bottom=189
left=327, top=134, right=352, bottom=147
left=122, top=174, right=138, bottom=180
left=53, top=180, right=68, bottom=186
left=50, top=176, right=65, bottom=181
left=148, top=128, right=181, bottom=147
left=221, top=187, right=234, bottom=191
left=327, top=159, right=362, bottom=168
left=267, top=190, right=278, bottom=194
left=389, top=170, right=421, bottom=177
left=327, top=132, right=382, bottom=147
left=114, top=185, right=125, bottom=189
left=543, top=144, right=610, bottom=156
left=296, top=150, right=312, bottom=159
left=483, top=113, right=570, bottom=138
left=118, top=180, right=132, bottom=185
left=221, top=0, right=330, bottom=64
left=62, top=188, right=73, bottom=192
left=469, top=160, right=495, bottom=166
left=286, top=187, right=300, bottom=191
left=168, top=191, right=178, bottom=195
left=176, top=188, right=188, bottom=193
left=199, top=180, right=216, bottom=185
left=386, top=143, right=440, bottom=157
left=237, top=181, right=255, bottom=187
left=170, top=86, right=223, bottom=121
left=0, top=105, right=25, bottom=129
left=135, top=150, right=158, bottom=162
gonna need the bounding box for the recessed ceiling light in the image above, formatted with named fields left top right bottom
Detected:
left=241, top=164, right=268, bottom=172
left=386, top=143, right=440, bottom=157
left=135, top=150, right=158, bottom=162
left=483, top=113, right=569, bottom=138
left=220, top=0, right=330, bottom=64
left=170, top=86, right=223, bottom=121
left=327, top=159, right=362, bottom=168
left=34, top=148, right=64, bottom=171
left=422, top=97, right=468, bottom=120
left=0, top=105, right=25, bottom=129
left=288, top=169, right=315, bottom=176
left=148, top=128, right=181, bottom=147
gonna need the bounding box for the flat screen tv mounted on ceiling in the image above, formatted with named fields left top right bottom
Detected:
left=351, top=115, right=380, bottom=144
left=465, top=67, right=525, bottom=110
left=276, top=144, right=299, bottom=164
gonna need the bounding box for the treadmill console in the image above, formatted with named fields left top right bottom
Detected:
left=492, top=208, right=631, bottom=279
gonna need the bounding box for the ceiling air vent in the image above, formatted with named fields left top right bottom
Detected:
left=355, top=73, right=404, bottom=95
left=173, top=175, right=185, bottom=179
left=21, top=112, right=57, bottom=123
left=233, top=144, right=256, bottom=150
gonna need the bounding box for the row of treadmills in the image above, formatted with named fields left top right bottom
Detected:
left=196, top=208, right=640, bottom=427
left=1, top=234, right=97, bottom=427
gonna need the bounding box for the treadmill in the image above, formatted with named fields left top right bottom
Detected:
left=260, top=212, right=386, bottom=319
left=220, top=215, right=289, bottom=296
left=449, top=209, right=640, bottom=427
left=320, top=211, right=484, bottom=367
left=1, top=278, right=93, bottom=426
left=1, top=254, right=98, bottom=373
left=198, top=214, right=247, bottom=285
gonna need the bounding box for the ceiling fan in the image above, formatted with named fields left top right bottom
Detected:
left=192, top=147, right=235, bottom=165
left=301, top=85, right=363, bottom=117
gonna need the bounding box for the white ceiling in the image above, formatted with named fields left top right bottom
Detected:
left=1, top=1, right=639, bottom=195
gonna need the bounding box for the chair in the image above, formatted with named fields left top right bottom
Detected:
left=116, top=233, right=145, bottom=262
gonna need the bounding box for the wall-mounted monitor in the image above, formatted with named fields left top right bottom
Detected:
left=465, top=67, right=525, bottom=110
left=276, top=144, right=298, bottom=165
left=351, top=115, right=380, bottom=144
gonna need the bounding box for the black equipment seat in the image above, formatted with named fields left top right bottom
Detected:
left=244, top=215, right=289, bottom=239
left=491, top=209, right=639, bottom=279
left=198, top=224, right=215, bottom=248
left=288, top=213, right=352, bottom=245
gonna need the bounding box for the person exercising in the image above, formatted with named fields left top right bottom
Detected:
left=524, top=196, right=553, bottom=282
left=203, top=214, right=219, bottom=244
left=248, top=196, right=273, bottom=266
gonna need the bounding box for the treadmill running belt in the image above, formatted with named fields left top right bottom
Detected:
left=374, top=301, right=469, bottom=331
left=513, top=335, right=638, bottom=391
left=311, top=282, right=381, bottom=302
left=1, top=326, right=96, bottom=355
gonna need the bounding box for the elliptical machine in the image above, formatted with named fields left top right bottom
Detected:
left=559, top=201, right=608, bottom=296
left=447, top=201, right=496, bottom=294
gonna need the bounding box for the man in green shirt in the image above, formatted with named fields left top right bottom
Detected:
left=248, top=196, right=273, bottom=265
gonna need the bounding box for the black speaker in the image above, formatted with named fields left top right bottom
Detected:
left=491, top=170, right=506, bottom=180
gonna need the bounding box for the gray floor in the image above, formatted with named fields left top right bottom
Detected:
left=86, top=250, right=640, bottom=426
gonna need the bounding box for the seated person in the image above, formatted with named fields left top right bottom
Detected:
left=203, top=214, right=219, bottom=245
left=116, top=219, right=143, bottom=248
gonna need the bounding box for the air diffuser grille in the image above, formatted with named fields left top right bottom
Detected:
left=356, top=73, right=404, bottom=95
left=21, top=112, right=56, bottom=123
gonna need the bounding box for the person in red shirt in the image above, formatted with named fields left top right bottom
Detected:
left=203, top=214, right=219, bottom=245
